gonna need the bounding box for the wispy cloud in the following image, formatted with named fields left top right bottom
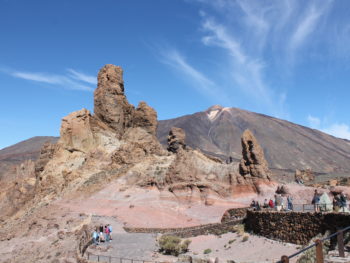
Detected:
left=158, top=47, right=230, bottom=105
left=67, top=69, right=97, bottom=85
left=4, top=68, right=95, bottom=91
left=307, top=115, right=350, bottom=140
left=288, top=1, right=333, bottom=62
left=307, top=115, right=321, bottom=128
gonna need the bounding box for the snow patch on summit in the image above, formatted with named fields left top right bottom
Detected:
left=207, top=110, right=220, bottom=121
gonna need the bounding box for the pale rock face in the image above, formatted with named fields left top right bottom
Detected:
left=60, top=109, right=95, bottom=153
left=59, top=108, right=120, bottom=154
left=239, top=129, right=271, bottom=179
left=133, top=101, right=158, bottom=136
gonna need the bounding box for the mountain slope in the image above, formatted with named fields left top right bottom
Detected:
left=157, top=105, right=350, bottom=174
left=0, top=136, right=59, bottom=179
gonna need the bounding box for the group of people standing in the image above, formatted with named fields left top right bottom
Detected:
left=312, top=190, right=348, bottom=212
left=92, top=224, right=113, bottom=245
left=250, top=195, right=293, bottom=211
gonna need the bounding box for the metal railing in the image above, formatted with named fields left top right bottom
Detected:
left=258, top=202, right=348, bottom=213
left=277, top=225, right=350, bottom=263
left=86, top=252, right=171, bottom=263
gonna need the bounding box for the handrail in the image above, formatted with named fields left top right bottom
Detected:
left=86, top=252, right=172, bottom=263
left=277, top=225, right=350, bottom=263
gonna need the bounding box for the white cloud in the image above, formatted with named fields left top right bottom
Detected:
left=158, top=48, right=230, bottom=105
left=289, top=2, right=332, bottom=55
left=323, top=123, right=350, bottom=140
left=7, top=69, right=95, bottom=91
left=67, top=69, right=97, bottom=85
left=307, top=115, right=321, bottom=128
left=307, top=115, right=350, bottom=140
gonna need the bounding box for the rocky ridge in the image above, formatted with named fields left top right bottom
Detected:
left=0, top=64, right=274, bottom=222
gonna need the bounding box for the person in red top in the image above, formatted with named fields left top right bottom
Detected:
left=104, top=225, right=110, bottom=242
left=269, top=198, right=274, bottom=208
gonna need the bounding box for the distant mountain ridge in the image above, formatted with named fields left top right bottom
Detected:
left=1, top=106, right=350, bottom=177
left=157, top=105, right=350, bottom=174
left=0, top=136, right=59, bottom=179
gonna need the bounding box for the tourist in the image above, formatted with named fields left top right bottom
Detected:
left=333, top=195, right=340, bottom=212
left=105, top=225, right=110, bottom=242
left=312, top=190, right=320, bottom=212
left=92, top=229, right=99, bottom=245
left=108, top=224, right=113, bottom=240
left=99, top=224, right=104, bottom=233
left=281, top=196, right=285, bottom=211
left=263, top=199, right=269, bottom=208
left=340, top=192, right=347, bottom=212
left=287, top=195, right=293, bottom=211
left=99, top=231, right=105, bottom=242
left=269, top=198, right=274, bottom=209
left=256, top=201, right=261, bottom=211
left=250, top=200, right=256, bottom=209
left=275, top=195, right=282, bottom=211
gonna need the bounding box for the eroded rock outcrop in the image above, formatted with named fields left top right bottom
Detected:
left=35, top=142, right=57, bottom=175
left=94, top=64, right=157, bottom=137
left=239, top=129, right=270, bottom=179
left=167, top=127, right=186, bottom=153
left=133, top=101, right=158, bottom=136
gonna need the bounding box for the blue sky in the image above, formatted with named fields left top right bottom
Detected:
left=1, top=0, right=350, bottom=149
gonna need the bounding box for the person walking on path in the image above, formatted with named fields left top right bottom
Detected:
left=287, top=195, right=293, bottom=211
left=312, top=190, right=320, bottom=212
left=269, top=198, right=274, bottom=209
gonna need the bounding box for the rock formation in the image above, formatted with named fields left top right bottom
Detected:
left=133, top=101, right=158, bottom=136
left=94, top=65, right=133, bottom=136
left=94, top=64, right=158, bottom=137
left=295, top=169, right=314, bottom=184
left=167, top=127, right=187, bottom=153
left=239, top=129, right=270, bottom=179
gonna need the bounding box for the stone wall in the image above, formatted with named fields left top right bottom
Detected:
left=245, top=210, right=350, bottom=245
left=221, top=207, right=250, bottom=222
left=125, top=218, right=243, bottom=238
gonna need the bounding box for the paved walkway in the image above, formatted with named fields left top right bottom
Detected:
left=86, top=232, right=159, bottom=261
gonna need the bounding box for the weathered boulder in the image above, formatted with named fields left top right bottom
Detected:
left=295, top=169, right=314, bottom=183
left=60, top=109, right=96, bottom=153
left=167, top=127, right=186, bottom=153
left=239, top=129, right=270, bottom=179
left=133, top=101, right=158, bottom=136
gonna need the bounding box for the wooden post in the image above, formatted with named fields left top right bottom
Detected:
left=337, top=231, right=345, bottom=257
left=281, top=255, right=289, bottom=263
left=87, top=252, right=90, bottom=260
left=98, top=254, right=100, bottom=262
left=303, top=204, right=305, bottom=212
left=109, top=255, right=112, bottom=263
left=315, top=239, right=324, bottom=263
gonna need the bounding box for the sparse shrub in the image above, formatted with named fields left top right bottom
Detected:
left=242, top=235, right=249, bottom=242
left=228, top=239, right=236, bottom=244
left=233, top=224, right=245, bottom=236
left=203, top=248, right=212, bottom=254
left=158, top=235, right=191, bottom=256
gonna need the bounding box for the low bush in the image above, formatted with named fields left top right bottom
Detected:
left=158, top=235, right=191, bottom=256
left=203, top=248, right=212, bottom=254
left=242, top=235, right=249, bottom=242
